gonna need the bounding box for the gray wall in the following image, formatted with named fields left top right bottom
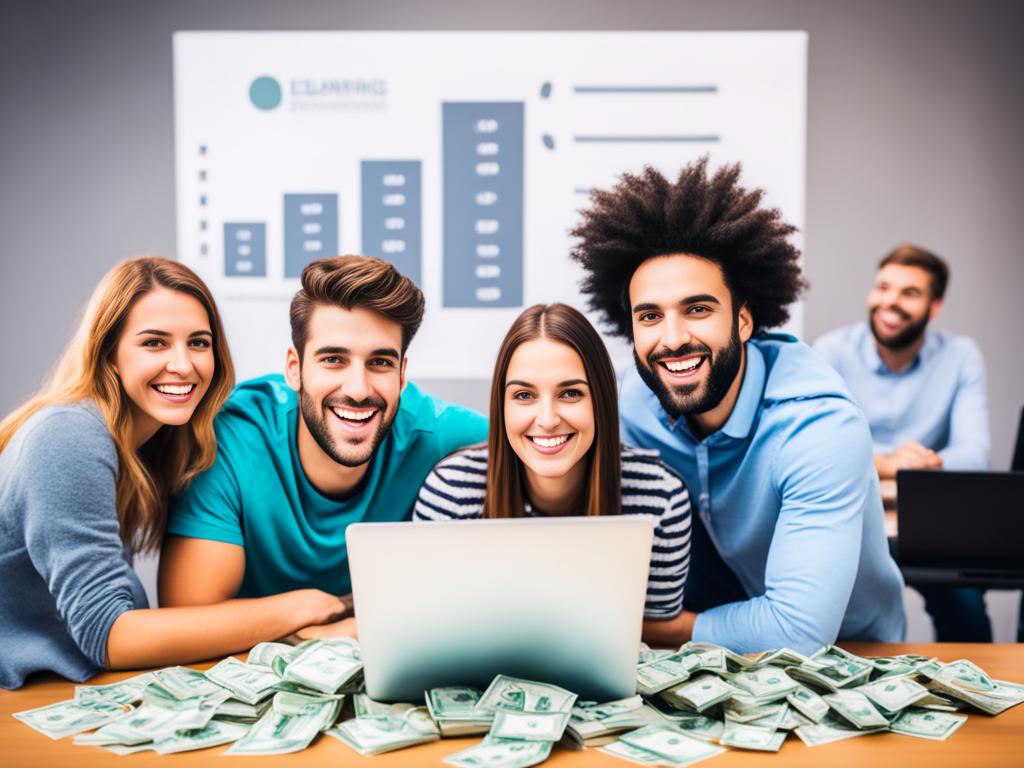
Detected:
left=2, top=0, right=1021, bottom=461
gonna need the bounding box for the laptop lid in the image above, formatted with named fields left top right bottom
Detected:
left=348, top=516, right=654, bottom=702
left=896, top=470, right=1024, bottom=572
left=1012, top=407, right=1024, bottom=472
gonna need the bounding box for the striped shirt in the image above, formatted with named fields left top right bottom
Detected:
left=413, top=445, right=691, bottom=619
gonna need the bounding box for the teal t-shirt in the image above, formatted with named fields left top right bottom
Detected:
left=167, top=374, right=488, bottom=597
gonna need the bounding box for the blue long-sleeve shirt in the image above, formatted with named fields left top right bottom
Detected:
left=813, top=323, right=989, bottom=469
left=0, top=402, right=148, bottom=689
left=619, top=335, right=906, bottom=654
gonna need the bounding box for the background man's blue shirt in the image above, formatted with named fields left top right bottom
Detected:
left=814, top=323, right=989, bottom=469
left=167, top=374, right=488, bottom=597
left=619, top=335, right=906, bottom=654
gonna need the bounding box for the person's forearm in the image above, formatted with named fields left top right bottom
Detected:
left=106, top=591, right=322, bottom=669
left=642, top=611, right=698, bottom=649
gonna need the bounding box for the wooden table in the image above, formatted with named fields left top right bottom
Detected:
left=3, top=643, right=1023, bottom=767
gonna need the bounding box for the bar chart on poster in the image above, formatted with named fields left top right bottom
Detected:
left=174, top=32, right=806, bottom=379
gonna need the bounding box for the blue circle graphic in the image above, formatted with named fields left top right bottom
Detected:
left=249, top=76, right=282, bottom=110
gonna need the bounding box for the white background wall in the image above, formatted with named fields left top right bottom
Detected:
left=1, top=0, right=1021, bottom=640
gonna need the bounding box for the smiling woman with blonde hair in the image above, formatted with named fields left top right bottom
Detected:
left=0, top=256, right=347, bottom=689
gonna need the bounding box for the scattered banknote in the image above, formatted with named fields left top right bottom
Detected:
left=617, top=723, right=727, bottom=765
left=476, top=675, right=577, bottom=716
left=225, top=691, right=340, bottom=756
left=856, top=676, right=930, bottom=713
left=786, top=684, right=830, bottom=723
left=889, top=707, right=968, bottom=741
left=490, top=709, right=571, bottom=742
left=565, top=696, right=662, bottom=746
left=205, top=656, right=280, bottom=705
left=661, top=674, right=738, bottom=712
left=328, top=706, right=440, bottom=755
left=426, top=686, right=492, bottom=736
left=444, top=736, right=553, bottom=768
left=821, top=690, right=891, bottom=729
left=14, top=697, right=131, bottom=740
left=720, top=721, right=786, bottom=751
left=279, top=637, right=363, bottom=694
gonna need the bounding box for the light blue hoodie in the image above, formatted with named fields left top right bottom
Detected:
left=620, top=334, right=906, bottom=654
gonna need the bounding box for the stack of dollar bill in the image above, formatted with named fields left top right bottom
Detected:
left=14, top=638, right=1024, bottom=763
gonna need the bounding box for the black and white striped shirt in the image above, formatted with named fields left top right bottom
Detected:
left=413, top=445, right=691, bottom=619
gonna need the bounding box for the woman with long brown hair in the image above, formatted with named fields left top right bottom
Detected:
left=414, top=303, right=692, bottom=630
left=0, top=256, right=346, bottom=689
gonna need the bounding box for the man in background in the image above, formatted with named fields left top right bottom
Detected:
left=815, top=244, right=990, bottom=641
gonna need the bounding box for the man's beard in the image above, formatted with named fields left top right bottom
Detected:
left=869, top=306, right=930, bottom=351
left=634, top=321, right=743, bottom=421
left=299, top=388, right=394, bottom=468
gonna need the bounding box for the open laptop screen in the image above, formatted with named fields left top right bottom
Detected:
left=897, top=470, right=1024, bottom=571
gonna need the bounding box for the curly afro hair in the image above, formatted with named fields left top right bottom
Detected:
left=569, top=157, right=807, bottom=339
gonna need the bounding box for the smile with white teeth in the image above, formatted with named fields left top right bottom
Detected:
left=662, top=357, right=703, bottom=372
left=529, top=435, right=570, bottom=448
left=331, top=407, right=377, bottom=421
left=154, top=383, right=195, bottom=395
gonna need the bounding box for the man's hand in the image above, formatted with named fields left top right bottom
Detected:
left=296, top=616, right=359, bottom=640
left=642, top=610, right=698, bottom=648
left=875, top=441, right=943, bottom=479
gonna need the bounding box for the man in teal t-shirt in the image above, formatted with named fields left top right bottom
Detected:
left=159, top=256, right=486, bottom=633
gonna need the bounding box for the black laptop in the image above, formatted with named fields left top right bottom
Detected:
left=896, top=469, right=1024, bottom=588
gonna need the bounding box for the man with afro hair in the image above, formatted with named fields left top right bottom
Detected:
left=571, top=157, right=905, bottom=654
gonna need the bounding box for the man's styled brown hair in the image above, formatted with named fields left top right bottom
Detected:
left=290, top=255, right=425, bottom=358
left=878, top=244, right=949, bottom=300
left=570, top=157, right=807, bottom=339
left=483, top=303, right=621, bottom=519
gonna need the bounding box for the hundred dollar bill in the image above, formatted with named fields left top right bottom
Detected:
left=490, top=709, right=570, bottom=741
left=206, top=657, right=281, bottom=705
left=443, top=736, right=553, bottom=768
left=822, top=690, right=891, bottom=729
left=476, top=675, right=577, bottom=716
left=729, top=667, right=798, bottom=703
left=246, top=642, right=295, bottom=668
left=74, top=672, right=154, bottom=708
left=786, top=684, right=830, bottom=723
left=719, top=721, right=786, bottom=752
left=637, top=653, right=702, bottom=695
left=565, top=696, right=650, bottom=744
left=722, top=697, right=784, bottom=724
left=655, top=710, right=725, bottom=742
left=618, top=723, right=726, bottom=765
left=225, top=691, right=340, bottom=755
left=639, top=642, right=675, bottom=665
left=729, top=702, right=789, bottom=731
left=680, top=641, right=754, bottom=672
left=14, top=697, right=131, bottom=740
left=425, top=686, right=492, bottom=736
left=151, top=666, right=227, bottom=700
left=353, top=694, right=416, bottom=718
left=855, top=677, right=930, bottom=713
left=747, top=648, right=815, bottom=670
left=328, top=707, right=440, bottom=755
left=215, top=698, right=269, bottom=720
left=154, top=719, right=251, bottom=754
left=661, top=674, right=738, bottom=712
left=794, top=711, right=886, bottom=747
left=598, top=740, right=666, bottom=766
left=74, top=684, right=224, bottom=747
left=280, top=638, right=363, bottom=694
left=889, top=707, right=967, bottom=741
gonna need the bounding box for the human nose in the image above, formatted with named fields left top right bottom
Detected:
left=165, top=343, right=195, bottom=376
left=534, top=395, right=561, bottom=431
left=343, top=364, right=373, bottom=402
left=660, top=314, right=692, bottom=351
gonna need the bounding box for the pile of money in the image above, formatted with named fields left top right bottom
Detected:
left=13, top=639, right=1024, bottom=763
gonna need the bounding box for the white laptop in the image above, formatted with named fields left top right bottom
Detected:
left=347, top=516, right=654, bottom=702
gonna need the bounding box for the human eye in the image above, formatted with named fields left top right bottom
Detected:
left=368, top=358, right=396, bottom=368
left=687, top=304, right=713, bottom=316
left=141, top=337, right=165, bottom=348
left=512, top=390, right=535, bottom=401
left=321, top=355, right=343, bottom=366
left=637, top=311, right=661, bottom=323
left=189, top=338, right=212, bottom=349
left=561, top=388, right=585, bottom=400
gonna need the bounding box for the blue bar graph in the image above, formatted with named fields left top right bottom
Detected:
left=361, top=161, right=422, bottom=286
left=224, top=222, right=266, bottom=277
left=442, top=102, right=524, bottom=307
left=284, top=193, right=338, bottom=278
